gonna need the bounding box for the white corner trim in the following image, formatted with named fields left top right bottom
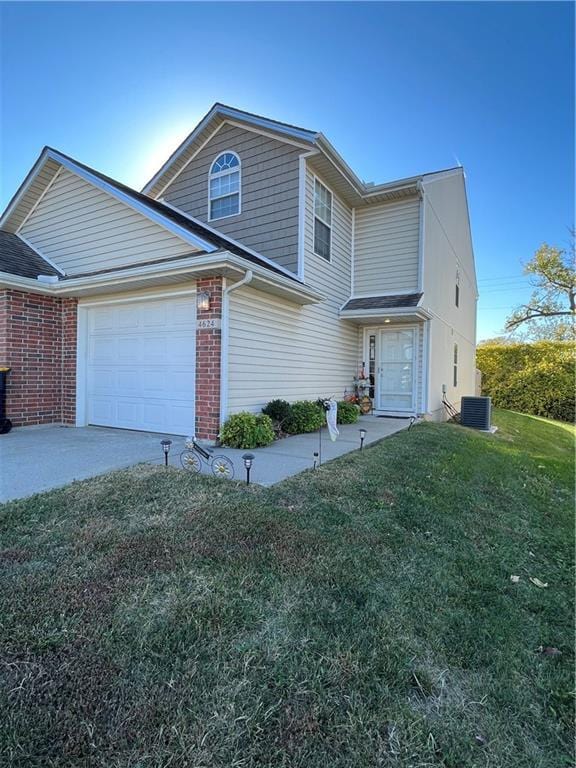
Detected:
left=350, top=207, right=356, bottom=296
left=45, top=150, right=218, bottom=254
left=297, top=155, right=307, bottom=280
left=417, top=182, right=425, bottom=294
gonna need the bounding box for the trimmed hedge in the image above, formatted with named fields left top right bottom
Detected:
left=220, top=412, right=275, bottom=449
left=337, top=400, right=360, bottom=424
left=284, top=400, right=325, bottom=435
left=476, top=341, right=575, bottom=423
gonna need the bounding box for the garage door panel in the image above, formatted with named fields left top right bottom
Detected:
left=85, top=297, right=196, bottom=435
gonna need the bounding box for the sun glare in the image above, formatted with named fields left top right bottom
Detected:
left=133, top=116, right=200, bottom=191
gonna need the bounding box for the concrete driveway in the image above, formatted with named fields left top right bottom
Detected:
left=0, top=426, right=172, bottom=503
left=0, top=416, right=410, bottom=502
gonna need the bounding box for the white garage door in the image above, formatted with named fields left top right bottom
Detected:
left=86, top=296, right=196, bottom=435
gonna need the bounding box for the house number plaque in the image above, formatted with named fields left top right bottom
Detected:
left=196, top=318, right=221, bottom=330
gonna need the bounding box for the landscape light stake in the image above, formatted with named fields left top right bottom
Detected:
left=242, top=453, right=255, bottom=485
left=359, top=428, right=366, bottom=450
left=161, top=439, right=172, bottom=467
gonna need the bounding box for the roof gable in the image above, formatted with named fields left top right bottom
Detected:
left=0, top=147, right=301, bottom=282
left=142, top=103, right=318, bottom=199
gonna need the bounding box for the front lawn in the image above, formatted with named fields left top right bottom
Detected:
left=1, top=410, right=573, bottom=767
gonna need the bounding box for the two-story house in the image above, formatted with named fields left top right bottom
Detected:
left=0, top=104, right=477, bottom=440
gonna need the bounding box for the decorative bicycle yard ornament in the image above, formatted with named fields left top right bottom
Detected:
left=180, top=437, right=235, bottom=479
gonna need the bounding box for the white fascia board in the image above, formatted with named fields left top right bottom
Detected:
left=0, top=147, right=52, bottom=229
left=44, top=150, right=218, bottom=254
left=2, top=250, right=323, bottom=304
left=216, top=105, right=317, bottom=143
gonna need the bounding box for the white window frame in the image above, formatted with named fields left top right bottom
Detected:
left=453, top=343, right=458, bottom=387
left=208, top=151, right=241, bottom=222
left=313, top=176, right=333, bottom=262
left=455, top=269, right=460, bottom=307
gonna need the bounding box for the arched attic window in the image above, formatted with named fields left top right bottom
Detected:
left=208, top=151, right=241, bottom=221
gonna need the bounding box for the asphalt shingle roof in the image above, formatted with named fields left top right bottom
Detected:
left=341, top=294, right=422, bottom=311
left=0, top=230, right=60, bottom=279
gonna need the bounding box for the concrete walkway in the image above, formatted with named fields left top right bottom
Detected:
left=0, top=416, right=410, bottom=502
left=201, top=415, right=410, bottom=485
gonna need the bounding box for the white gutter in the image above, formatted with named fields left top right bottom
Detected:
left=219, top=270, right=254, bottom=431
left=0, top=252, right=323, bottom=304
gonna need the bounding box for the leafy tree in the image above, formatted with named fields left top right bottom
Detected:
left=506, top=237, right=575, bottom=338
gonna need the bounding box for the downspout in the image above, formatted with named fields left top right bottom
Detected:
left=219, top=269, right=253, bottom=432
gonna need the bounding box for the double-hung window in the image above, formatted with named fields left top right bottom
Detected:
left=314, top=179, right=332, bottom=260
left=209, top=152, right=240, bottom=220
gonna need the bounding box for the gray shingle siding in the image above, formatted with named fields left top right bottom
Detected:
left=161, top=123, right=301, bottom=274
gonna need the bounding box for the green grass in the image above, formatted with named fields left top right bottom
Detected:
left=0, top=409, right=573, bottom=767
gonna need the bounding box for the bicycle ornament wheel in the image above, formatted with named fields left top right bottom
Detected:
left=180, top=450, right=201, bottom=473
left=211, top=455, right=234, bottom=479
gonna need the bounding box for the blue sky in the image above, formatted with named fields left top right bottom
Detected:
left=0, top=1, right=573, bottom=339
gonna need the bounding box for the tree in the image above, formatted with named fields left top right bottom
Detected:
left=506, top=236, right=575, bottom=339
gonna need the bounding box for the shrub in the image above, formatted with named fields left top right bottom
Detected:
left=337, top=400, right=360, bottom=424
left=220, top=412, right=275, bottom=449
left=284, top=400, right=324, bottom=434
left=262, top=399, right=292, bottom=424
left=476, top=341, right=575, bottom=423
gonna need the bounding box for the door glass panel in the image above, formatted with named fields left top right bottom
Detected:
left=378, top=329, right=415, bottom=411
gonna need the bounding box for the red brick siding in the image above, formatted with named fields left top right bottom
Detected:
left=0, top=290, right=77, bottom=427
left=195, top=277, right=223, bottom=440
left=61, top=298, right=78, bottom=425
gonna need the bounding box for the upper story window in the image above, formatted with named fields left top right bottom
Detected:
left=209, top=152, right=240, bottom=221
left=314, top=178, right=332, bottom=261
left=455, top=270, right=460, bottom=307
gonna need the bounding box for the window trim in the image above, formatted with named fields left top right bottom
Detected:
left=313, top=175, right=333, bottom=262
left=455, top=270, right=460, bottom=307
left=208, top=150, right=241, bottom=222
left=453, top=343, right=458, bottom=387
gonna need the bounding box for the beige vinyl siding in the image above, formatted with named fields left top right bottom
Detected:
left=353, top=198, right=421, bottom=295
left=20, top=168, right=197, bottom=275
left=226, top=165, right=359, bottom=415
left=421, top=171, right=477, bottom=419
left=162, top=123, right=301, bottom=274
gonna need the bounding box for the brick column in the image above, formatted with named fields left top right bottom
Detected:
left=61, top=298, right=78, bottom=425
left=195, top=277, right=223, bottom=440
left=0, top=290, right=64, bottom=426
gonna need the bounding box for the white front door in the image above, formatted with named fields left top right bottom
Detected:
left=85, top=296, right=196, bottom=435
left=377, top=328, right=416, bottom=412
